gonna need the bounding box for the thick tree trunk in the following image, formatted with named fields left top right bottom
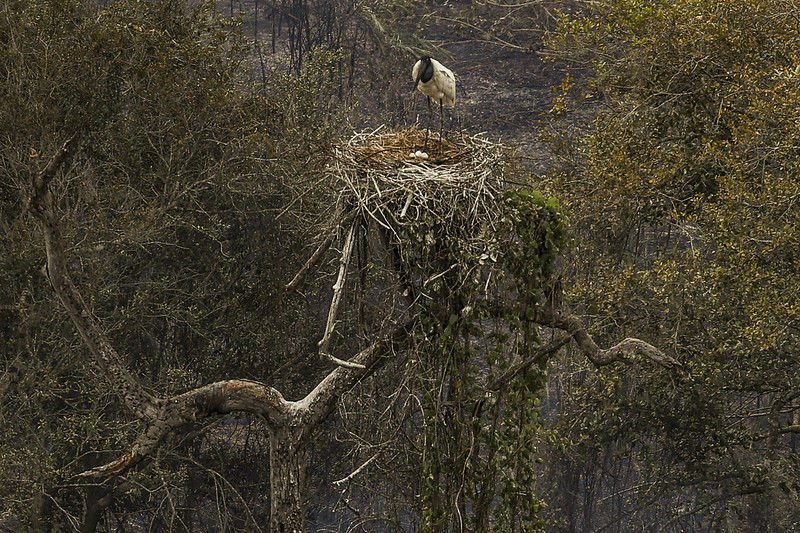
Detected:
left=269, top=425, right=308, bottom=533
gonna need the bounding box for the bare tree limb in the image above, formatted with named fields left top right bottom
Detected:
left=79, top=379, right=289, bottom=478
left=318, top=218, right=366, bottom=369
left=486, top=334, right=572, bottom=392
left=332, top=452, right=380, bottom=486
left=539, top=309, right=687, bottom=378
left=285, top=206, right=355, bottom=293
left=302, top=324, right=410, bottom=429
left=28, top=139, right=162, bottom=421
left=285, top=231, right=335, bottom=292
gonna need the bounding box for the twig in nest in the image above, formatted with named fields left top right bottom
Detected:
left=399, top=191, right=414, bottom=218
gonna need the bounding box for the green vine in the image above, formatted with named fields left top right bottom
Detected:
left=406, top=187, right=568, bottom=531
left=502, top=189, right=569, bottom=312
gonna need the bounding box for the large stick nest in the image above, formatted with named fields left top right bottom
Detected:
left=327, top=126, right=517, bottom=270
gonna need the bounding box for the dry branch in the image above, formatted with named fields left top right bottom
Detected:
left=29, top=139, right=162, bottom=421
left=285, top=206, right=355, bottom=293
left=28, top=141, right=399, bottom=481
left=79, top=379, right=290, bottom=478
left=539, top=309, right=687, bottom=377
left=286, top=228, right=335, bottom=292
left=318, top=219, right=366, bottom=369
left=487, top=335, right=572, bottom=392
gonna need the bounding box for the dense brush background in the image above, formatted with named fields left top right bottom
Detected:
left=2, top=0, right=800, bottom=531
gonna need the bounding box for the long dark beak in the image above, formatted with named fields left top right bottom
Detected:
left=413, top=68, right=423, bottom=91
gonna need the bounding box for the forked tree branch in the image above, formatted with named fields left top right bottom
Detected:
left=79, top=379, right=290, bottom=477
left=28, top=142, right=396, bottom=479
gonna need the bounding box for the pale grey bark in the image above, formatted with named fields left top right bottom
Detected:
left=28, top=141, right=403, bottom=531
left=538, top=309, right=687, bottom=377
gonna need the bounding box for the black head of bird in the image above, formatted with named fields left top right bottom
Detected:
left=413, top=56, right=435, bottom=88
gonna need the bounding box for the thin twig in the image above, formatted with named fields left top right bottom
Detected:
left=332, top=452, right=380, bottom=486
left=285, top=206, right=353, bottom=292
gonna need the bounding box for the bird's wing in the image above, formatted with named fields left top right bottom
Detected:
left=438, top=67, right=456, bottom=106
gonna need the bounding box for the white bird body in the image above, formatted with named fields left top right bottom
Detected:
left=412, top=57, right=456, bottom=150
left=412, top=57, right=456, bottom=106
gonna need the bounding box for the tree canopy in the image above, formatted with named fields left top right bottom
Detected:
left=541, top=0, right=800, bottom=529
left=1, top=0, right=339, bottom=529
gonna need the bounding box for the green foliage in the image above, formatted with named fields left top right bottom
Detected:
left=413, top=312, right=552, bottom=533
left=542, top=0, right=800, bottom=529
left=391, top=183, right=567, bottom=531
left=502, top=189, right=569, bottom=309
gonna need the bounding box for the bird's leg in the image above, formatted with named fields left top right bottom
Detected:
left=424, top=96, right=432, bottom=152
left=439, top=100, right=444, bottom=151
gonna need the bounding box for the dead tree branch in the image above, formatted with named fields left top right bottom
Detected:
left=285, top=231, right=335, bottom=292
left=79, top=379, right=290, bottom=478
left=285, top=206, right=356, bottom=293
left=29, top=139, right=161, bottom=421
left=318, top=218, right=366, bottom=369
left=539, top=309, right=687, bottom=378
left=27, top=141, right=402, bottom=480
left=487, top=334, right=572, bottom=392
